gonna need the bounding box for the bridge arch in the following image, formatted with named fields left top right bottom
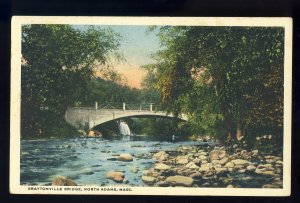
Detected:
left=65, top=104, right=187, bottom=130
left=90, top=114, right=187, bottom=130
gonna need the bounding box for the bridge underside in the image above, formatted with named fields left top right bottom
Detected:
left=65, top=107, right=187, bottom=130
left=91, top=114, right=186, bottom=129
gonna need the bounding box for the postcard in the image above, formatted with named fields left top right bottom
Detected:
left=10, top=16, right=292, bottom=195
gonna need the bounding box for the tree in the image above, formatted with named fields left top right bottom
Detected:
left=21, top=24, right=121, bottom=137
left=147, top=26, right=284, bottom=143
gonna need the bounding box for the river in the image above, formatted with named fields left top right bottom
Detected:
left=21, top=138, right=214, bottom=186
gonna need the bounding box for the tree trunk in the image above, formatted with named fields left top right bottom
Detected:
left=224, top=108, right=232, bottom=141
left=236, top=120, right=244, bottom=141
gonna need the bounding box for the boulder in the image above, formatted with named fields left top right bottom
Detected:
left=189, top=172, right=202, bottom=179
left=215, top=167, right=227, bottom=174
left=106, top=171, right=125, bottom=183
left=165, top=175, right=194, bottom=187
left=176, top=156, right=189, bottom=165
left=153, top=151, right=167, bottom=159
left=193, top=158, right=201, bottom=164
left=219, top=157, right=229, bottom=165
left=209, top=150, right=226, bottom=160
left=225, top=162, right=235, bottom=168
left=211, top=160, right=220, bottom=165
left=218, top=150, right=227, bottom=159
left=118, top=154, right=133, bottom=162
left=199, top=163, right=212, bottom=172
left=155, top=163, right=171, bottom=170
left=252, top=149, right=259, bottom=156
left=246, top=165, right=256, bottom=171
left=199, top=151, right=208, bottom=156
left=262, top=184, right=275, bottom=188
left=88, top=130, right=95, bottom=137
left=266, top=159, right=276, bottom=164
left=198, top=155, right=208, bottom=160
left=231, top=159, right=250, bottom=166
left=142, top=170, right=150, bottom=176
left=255, top=168, right=275, bottom=176
left=156, top=181, right=169, bottom=187
left=52, top=176, right=77, bottom=186
left=209, top=150, right=219, bottom=160
left=142, top=176, right=156, bottom=184
left=186, top=162, right=199, bottom=169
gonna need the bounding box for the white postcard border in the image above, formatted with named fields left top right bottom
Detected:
left=10, top=16, right=293, bottom=196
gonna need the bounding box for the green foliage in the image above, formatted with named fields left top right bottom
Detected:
left=21, top=24, right=121, bottom=137
left=147, top=26, right=284, bottom=143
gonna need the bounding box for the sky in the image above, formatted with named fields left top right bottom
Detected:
left=74, top=25, right=161, bottom=88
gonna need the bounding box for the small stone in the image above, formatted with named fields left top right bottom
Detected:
left=186, top=162, right=195, bottom=168
left=155, top=163, right=171, bottom=170
left=52, top=176, right=77, bottom=186
left=231, top=159, right=250, bottom=166
left=201, top=160, right=208, bottom=164
left=262, top=184, right=274, bottom=188
left=264, top=164, right=273, bottom=168
left=142, top=176, right=156, bottom=184
left=193, top=158, right=201, bottom=164
left=225, top=162, right=235, bottom=168
left=199, top=166, right=210, bottom=172
left=227, top=184, right=234, bottom=188
left=200, top=151, right=208, bottom=156
left=212, top=160, right=220, bottom=165
left=199, top=155, right=208, bottom=160
left=219, top=157, right=229, bottom=165
left=214, top=164, right=222, bottom=168
left=165, top=175, right=194, bottom=187
left=246, top=165, right=256, bottom=171
left=156, top=181, right=169, bottom=187
left=266, top=159, right=276, bottom=164
left=238, top=169, right=246, bottom=173
left=218, top=150, right=227, bottom=159
left=215, top=167, right=227, bottom=174
left=153, top=151, right=167, bottom=159
left=189, top=164, right=200, bottom=170
left=118, top=154, right=133, bottom=162
left=106, top=171, right=125, bottom=183
left=189, top=172, right=202, bottom=179
left=209, top=150, right=219, bottom=160
left=255, top=168, right=275, bottom=176
left=176, top=156, right=189, bottom=165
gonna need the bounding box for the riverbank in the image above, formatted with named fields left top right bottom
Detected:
left=140, top=144, right=283, bottom=188
left=41, top=139, right=284, bottom=188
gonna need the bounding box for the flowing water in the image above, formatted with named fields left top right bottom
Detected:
left=21, top=138, right=212, bottom=186
left=118, top=121, right=131, bottom=136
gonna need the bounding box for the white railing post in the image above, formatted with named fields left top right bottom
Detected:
left=95, top=101, right=98, bottom=110
left=150, top=103, right=153, bottom=112
left=123, top=102, right=126, bottom=111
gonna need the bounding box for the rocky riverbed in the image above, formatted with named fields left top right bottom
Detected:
left=140, top=144, right=283, bottom=188
left=47, top=140, right=283, bottom=188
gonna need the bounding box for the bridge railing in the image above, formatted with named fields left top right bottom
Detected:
left=71, top=102, right=163, bottom=112
left=97, top=102, right=162, bottom=112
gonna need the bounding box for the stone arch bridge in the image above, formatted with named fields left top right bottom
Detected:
left=65, top=102, right=188, bottom=130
